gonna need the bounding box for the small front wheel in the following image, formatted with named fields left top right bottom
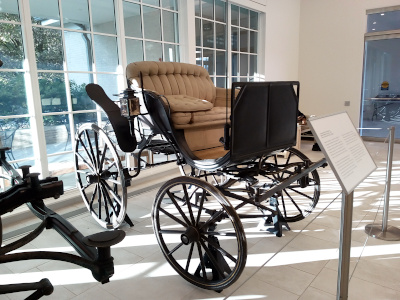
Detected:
left=152, top=176, right=246, bottom=291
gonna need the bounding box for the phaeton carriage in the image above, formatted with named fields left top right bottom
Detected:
left=73, top=62, right=327, bottom=290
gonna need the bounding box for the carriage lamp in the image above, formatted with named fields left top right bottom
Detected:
left=120, top=87, right=141, bottom=119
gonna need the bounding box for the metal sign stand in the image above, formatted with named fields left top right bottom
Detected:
left=308, top=112, right=377, bottom=300
left=365, top=126, right=400, bottom=241
left=337, top=191, right=354, bottom=300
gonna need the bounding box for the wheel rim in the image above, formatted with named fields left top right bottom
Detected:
left=260, top=148, right=320, bottom=222
left=152, top=176, right=246, bottom=291
left=75, top=124, right=127, bottom=229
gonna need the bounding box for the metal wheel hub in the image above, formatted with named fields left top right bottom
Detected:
left=86, top=173, right=101, bottom=184
left=86, top=171, right=113, bottom=184
left=181, top=226, right=200, bottom=245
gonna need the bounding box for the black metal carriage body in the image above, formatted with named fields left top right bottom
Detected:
left=75, top=79, right=326, bottom=291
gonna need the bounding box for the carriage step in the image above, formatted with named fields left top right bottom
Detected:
left=82, top=230, right=125, bottom=248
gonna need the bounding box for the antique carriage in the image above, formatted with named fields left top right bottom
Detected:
left=74, top=62, right=326, bottom=290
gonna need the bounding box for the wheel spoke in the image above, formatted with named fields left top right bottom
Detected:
left=183, top=184, right=195, bottom=225
left=167, top=242, right=184, bottom=256
left=196, top=190, right=206, bottom=226
left=283, top=189, right=303, bottom=214
left=105, top=177, right=122, bottom=185
left=101, top=180, right=123, bottom=207
left=100, top=183, right=114, bottom=223
left=78, top=135, right=95, bottom=167
left=288, top=186, right=315, bottom=200
left=167, top=191, right=192, bottom=225
left=89, top=184, right=99, bottom=212
left=158, top=230, right=186, bottom=235
left=75, top=151, right=96, bottom=173
left=85, top=130, right=98, bottom=171
left=158, top=207, right=188, bottom=228
left=99, top=143, right=109, bottom=173
left=100, top=181, right=119, bottom=219
left=185, top=243, right=195, bottom=272
left=202, top=235, right=237, bottom=263
left=97, top=183, right=103, bottom=220
left=204, top=231, right=238, bottom=237
left=196, top=241, right=207, bottom=280
left=199, top=209, right=225, bottom=231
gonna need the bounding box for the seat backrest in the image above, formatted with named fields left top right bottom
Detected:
left=230, top=81, right=299, bottom=163
left=126, top=61, right=217, bottom=104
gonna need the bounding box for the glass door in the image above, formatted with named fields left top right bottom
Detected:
left=360, top=36, right=400, bottom=139
left=360, top=8, right=400, bottom=139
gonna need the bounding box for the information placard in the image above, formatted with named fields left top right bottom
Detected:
left=308, top=112, right=376, bottom=194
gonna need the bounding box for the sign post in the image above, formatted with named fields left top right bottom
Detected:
left=308, top=112, right=376, bottom=300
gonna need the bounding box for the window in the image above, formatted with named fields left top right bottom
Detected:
left=360, top=6, right=400, bottom=140
left=29, top=0, right=119, bottom=186
left=123, top=0, right=180, bottom=63
left=195, top=0, right=260, bottom=87
left=0, top=0, right=33, bottom=168
left=0, top=0, right=180, bottom=189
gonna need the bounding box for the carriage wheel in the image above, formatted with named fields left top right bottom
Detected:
left=152, top=176, right=246, bottom=291
left=75, top=124, right=127, bottom=229
left=260, top=148, right=320, bottom=222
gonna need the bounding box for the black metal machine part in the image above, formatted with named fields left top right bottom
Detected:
left=0, top=147, right=125, bottom=298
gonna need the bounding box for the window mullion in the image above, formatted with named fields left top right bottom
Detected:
left=18, top=0, right=49, bottom=176
left=115, top=0, right=128, bottom=90
left=140, top=3, right=147, bottom=60
left=227, top=3, right=231, bottom=87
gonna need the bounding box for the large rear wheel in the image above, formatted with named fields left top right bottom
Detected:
left=75, top=124, right=127, bottom=229
left=152, top=176, right=246, bottom=291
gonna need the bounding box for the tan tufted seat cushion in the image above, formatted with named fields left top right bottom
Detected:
left=170, top=112, right=191, bottom=125
left=127, top=61, right=216, bottom=104
left=126, top=61, right=231, bottom=152
left=191, top=107, right=230, bottom=124
left=162, top=95, right=213, bottom=112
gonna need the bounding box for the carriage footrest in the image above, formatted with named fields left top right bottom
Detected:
left=82, top=230, right=125, bottom=248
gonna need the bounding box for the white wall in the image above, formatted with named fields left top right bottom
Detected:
left=298, top=0, right=400, bottom=125
left=264, top=0, right=300, bottom=81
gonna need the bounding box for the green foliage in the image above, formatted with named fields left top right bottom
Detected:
left=0, top=22, right=24, bottom=69
left=0, top=21, right=93, bottom=117
left=0, top=72, right=28, bottom=115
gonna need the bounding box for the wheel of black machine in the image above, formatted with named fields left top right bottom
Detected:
left=75, top=123, right=127, bottom=229
left=260, top=148, right=320, bottom=222
left=152, top=176, right=247, bottom=291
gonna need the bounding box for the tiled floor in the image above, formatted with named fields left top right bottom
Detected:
left=1, top=139, right=400, bottom=299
